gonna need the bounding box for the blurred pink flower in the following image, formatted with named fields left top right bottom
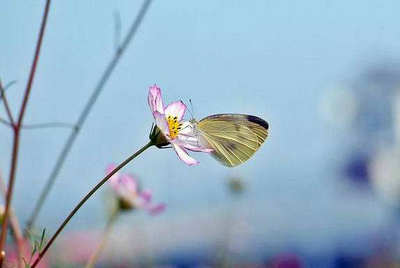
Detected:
left=107, top=164, right=166, bottom=215
left=5, top=239, right=48, bottom=268
left=148, top=84, right=212, bottom=166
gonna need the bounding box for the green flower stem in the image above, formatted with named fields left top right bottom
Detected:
left=85, top=208, right=119, bottom=268
left=31, top=141, right=154, bottom=268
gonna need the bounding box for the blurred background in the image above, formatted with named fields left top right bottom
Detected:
left=1, top=0, right=400, bottom=267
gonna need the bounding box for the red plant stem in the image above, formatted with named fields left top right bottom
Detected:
left=0, top=0, right=52, bottom=265
left=0, top=131, right=20, bottom=264
left=16, top=0, right=51, bottom=127
left=0, top=173, right=24, bottom=268
left=31, top=141, right=153, bottom=268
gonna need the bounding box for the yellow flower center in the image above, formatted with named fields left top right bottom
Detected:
left=167, top=115, right=182, bottom=139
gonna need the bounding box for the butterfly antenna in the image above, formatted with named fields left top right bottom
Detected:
left=188, top=98, right=195, bottom=120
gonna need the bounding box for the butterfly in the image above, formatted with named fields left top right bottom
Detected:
left=189, top=114, right=269, bottom=167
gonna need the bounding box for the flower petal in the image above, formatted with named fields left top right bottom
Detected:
left=184, top=143, right=214, bottom=152
left=148, top=85, right=164, bottom=114
left=175, top=134, right=213, bottom=152
left=178, top=121, right=195, bottom=135
left=107, top=164, right=122, bottom=190
left=175, top=123, right=213, bottom=152
left=148, top=203, right=166, bottom=216
left=139, top=190, right=152, bottom=203
left=172, top=143, right=199, bottom=166
left=107, top=164, right=139, bottom=201
left=106, top=164, right=118, bottom=177
left=154, top=111, right=170, bottom=137
left=165, top=101, right=186, bottom=121
left=120, top=174, right=138, bottom=193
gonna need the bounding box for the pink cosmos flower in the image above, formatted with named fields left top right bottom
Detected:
left=5, top=239, right=49, bottom=268
left=148, top=84, right=212, bottom=165
left=107, top=164, right=165, bottom=215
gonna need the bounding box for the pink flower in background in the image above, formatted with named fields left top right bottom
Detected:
left=5, top=240, right=49, bottom=268
left=148, top=85, right=212, bottom=166
left=107, top=164, right=165, bottom=215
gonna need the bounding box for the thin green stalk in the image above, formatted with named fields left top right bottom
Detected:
left=85, top=209, right=119, bottom=268
left=31, top=141, right=154, bottom=268
left=0, top=173, right=24, bottom=268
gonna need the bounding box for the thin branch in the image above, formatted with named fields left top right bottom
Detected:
left=0, top=0, right=52, bottom=265
left=0, top=119, right=75, bottom=130
left=16, top=11, right=50, bottom=127
left=113, top=11, right=122, bottom=52
left=0, top=81, right=15, bottom=126
left=25, top=0, right=154, bottom=233
left=3, top=81, right=17, bottom=92
left=85, top=209, right=118, bottom=268
left=0, top=80, right=17, bottom=101
left=0, top=173, right=25, bottom=268
left=22, top=122, right=76, bottom=130
left=31, top=141, right=154, bottom=267
left=0, top=119, right=20, bottom=268
left=0, top=118, right=12, bottom=127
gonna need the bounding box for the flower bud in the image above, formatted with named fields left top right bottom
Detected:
left=149, top=124, right=169, bottom=148
left=117, top=196, right=136, bottom=211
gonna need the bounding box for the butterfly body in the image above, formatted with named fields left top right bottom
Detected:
left=190, top=114, right=269, bottom=167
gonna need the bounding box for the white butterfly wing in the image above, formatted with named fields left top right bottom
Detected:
left=197, top=114, right=269, bottom=167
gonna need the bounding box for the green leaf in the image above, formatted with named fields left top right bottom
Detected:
left=39, top=228, right=46, bottom=250
left=31, top=242, right=37, bottom=258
